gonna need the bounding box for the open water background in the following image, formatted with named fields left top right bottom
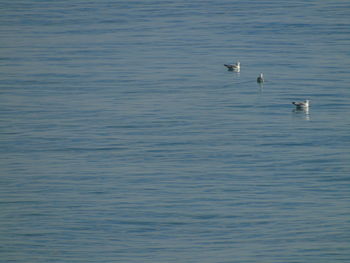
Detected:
left=1, top=1, right=350, bottom=262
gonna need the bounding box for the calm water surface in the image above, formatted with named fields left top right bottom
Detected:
left=1, top=1, right=350, bottom=262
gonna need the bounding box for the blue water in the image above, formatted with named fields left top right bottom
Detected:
left=1, top=1, right=350, bottom=262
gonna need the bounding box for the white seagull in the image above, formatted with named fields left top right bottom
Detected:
left=224, top=61, right=240, bottom=71
left=257, top=73, right=264, bottom=83
left=292, top=100, right=310, bottom=109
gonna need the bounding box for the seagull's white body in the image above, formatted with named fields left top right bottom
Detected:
left=224, top=61, right=240, bottom=71
left=257, top=73, right=264, bottom=83
left=292, top=100, right=310, bottom=108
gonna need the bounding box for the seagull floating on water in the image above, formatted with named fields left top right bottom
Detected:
left=292, top=100, right=310, bottom=109
left=257, top=73, right=264, bottom=83
left=224, top=61, right=240, bottom=71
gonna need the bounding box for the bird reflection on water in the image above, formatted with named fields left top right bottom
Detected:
left=293, top=107, right=310, bottom=120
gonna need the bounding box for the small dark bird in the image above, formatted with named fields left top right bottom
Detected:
left=257, top=73, right=264, bottom=83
